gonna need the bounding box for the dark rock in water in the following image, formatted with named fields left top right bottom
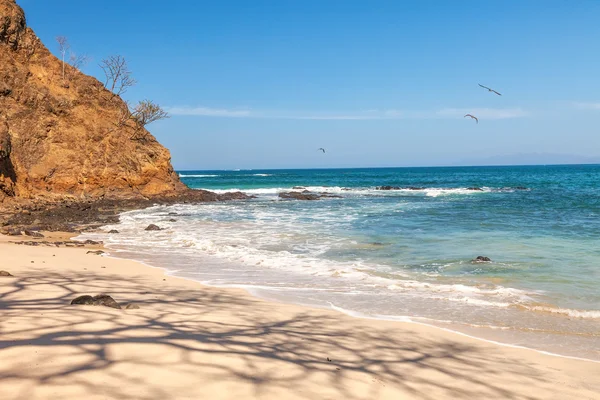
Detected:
left=124, top=303, right=140, bottom=310
left=168, top=219, right=177, bottom=222
left=472, top=256, right=492, bottom=262
left=279, top=192, right=320, bottom=201
left=514, top=186, right=528, bottom=190
left=108, top=229, right=119, bottom=234
left=405, top=186, right=425, bottom=191
left=219, top=191, right=256, bottom=200
left=376, top=186, right=401, bottom=191
left=86, top=250, right=105, bottom=255
left=71, top=294, right=122, bottom=309
left=0, top=270, right=13, bottom=277
left=467, top=187, right=484, bottom=191
left=292, top=186, right=306, bottom=190
left=24, top=230, right=44, bottom=238
left=145, top=224, right=162, bottom=231
left=83, top=239, right=102, bottom=245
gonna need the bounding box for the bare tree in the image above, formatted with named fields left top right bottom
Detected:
left=69, top=52, right=89, bottom=71
left=130, top=100, right=169, bottom=140
left=55, top=36, right=70, bottom=82
left=99, top=55, right=136, bottom=96
left=66, top=52, right=89, bottom=81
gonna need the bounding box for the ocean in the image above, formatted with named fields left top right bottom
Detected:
left=80, top=165, right=600, bottom=361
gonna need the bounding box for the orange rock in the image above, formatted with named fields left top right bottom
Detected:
left=0, top=0, right=186, bottom=203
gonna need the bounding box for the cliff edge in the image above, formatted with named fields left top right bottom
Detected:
left=0, top=0, right=187, bottom=203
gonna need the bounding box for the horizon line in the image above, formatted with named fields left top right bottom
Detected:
left=174, top=162, right=600, bottom=172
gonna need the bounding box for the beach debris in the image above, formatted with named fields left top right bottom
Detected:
left=108, top=229, right=119, bottom=233
left=472, top=256, right=492, bottom=262
left=71, top=294, right=122, bottom=309
left=86, top=250, right=105, bottom=255
left=145, top=224, right=162, bottom=231
left=478, top=83, right=502, bottom=96
left=124, top=303, right=140, bottom=309
left=0, top=270, right=13, bottom=277
left=464, top=114, right=478, bottom=124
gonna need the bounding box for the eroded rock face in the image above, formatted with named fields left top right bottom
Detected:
left=0, top=0, right=186, bottom=203
left=0, top=0, right=25, bottom=50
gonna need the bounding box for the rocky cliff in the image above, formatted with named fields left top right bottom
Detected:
left=0, top=0, right=187, bottom=203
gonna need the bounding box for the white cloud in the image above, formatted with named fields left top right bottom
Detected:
left=166, top=106, right=529, bottom=120
left=436, top=108, right=529, bottom=119
left=573, top=102, right=600, bottom=110
left=166, top=106, right=252, bottom=117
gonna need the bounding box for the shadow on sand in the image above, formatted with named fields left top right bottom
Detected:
left=0, top=269, right=558, bottom=400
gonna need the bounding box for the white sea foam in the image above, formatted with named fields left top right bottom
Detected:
left=526, top=306, right=600, bottom=320
left=77, top=181, right=600, bottom=363
left=199, top=186, right=497, bottom=198
left=252, top=173, right=273, bottom=177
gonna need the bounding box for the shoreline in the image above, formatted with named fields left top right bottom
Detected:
left=98, top=245, right=600, bottom=365
left=2, top=236, right=599, bottom=399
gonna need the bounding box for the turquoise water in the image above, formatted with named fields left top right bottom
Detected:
left=83, top=165, right=600, bottom=360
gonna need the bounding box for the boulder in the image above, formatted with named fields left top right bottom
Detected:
left=279, top=192, right=320, bottom=200
left=472, top=256, right=492, bottom=262
left=145, top=224, right=161, bottom=231
left=71, top=294, right=121, bottom=309
left=124, top=303, right=140, bottom=310
left=86, top=250, right=104, bottom=255
left=0, top=270, right=13, bottom=276
left=23, top=229, right=44, bottom=238
left=108, top=229, right=119, bottom=233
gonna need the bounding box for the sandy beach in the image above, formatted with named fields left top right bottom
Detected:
left=1, top=237, right=599, bottom=400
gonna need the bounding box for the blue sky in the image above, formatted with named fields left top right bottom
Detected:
left=17, top=0, right=600, bottom=169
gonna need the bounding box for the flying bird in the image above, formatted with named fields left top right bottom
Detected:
left=318, top=148, right=326, bottom=153
left=464, top=114, right=478, bottom=124
left=478, top=84, right=502, bottom=96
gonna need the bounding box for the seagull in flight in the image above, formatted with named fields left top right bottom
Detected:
left=478, top=84, right=502, bottom=96
left=318, top=148, right=326, bottom=153
left=464, top=114, right=478, bottom=124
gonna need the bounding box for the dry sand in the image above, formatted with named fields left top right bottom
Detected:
left=1, top=238, right=599, bottom=400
